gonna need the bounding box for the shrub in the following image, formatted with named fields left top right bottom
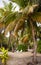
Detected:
left=37, top=40, right=41, bottom=53
left=0, top=47, right=8, bottom=65
left=17, top=44, right=28, bottom=52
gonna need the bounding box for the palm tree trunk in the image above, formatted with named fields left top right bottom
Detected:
left=30, top=19, right=37, bottom=65
left=0, top=41, right=2, bottom=48
left=8, top=31, right=14, bottom=52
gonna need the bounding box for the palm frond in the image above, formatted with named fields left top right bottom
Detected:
left=2, top=12, right=18, bottom=26
left=5, top=19, right=18, bottom=35
left=0, top=8, right=4, bottom=19
left=4, top=12, right=22, bottom=35
left=5, top=4, right=39, bottom=35
left=10, top=0, right=29, bottom=8
left=0, top=23, right=5, bottom=30
left=10, top=0, right=39, bottom=8
left=31, top=12, right=41, bottom=23
left=13, top=5, right=38, bottom=32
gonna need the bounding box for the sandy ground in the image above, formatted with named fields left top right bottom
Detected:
left=0, top=52, right=41, bottom=65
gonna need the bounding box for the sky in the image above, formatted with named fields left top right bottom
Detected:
left=0, top=0, right=9, bottom=8
left=0, top=0, right=4, bottom=7
left=0, top=0, right=19, bottom=11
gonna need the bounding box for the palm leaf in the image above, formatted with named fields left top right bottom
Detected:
left=13, top=5, right=38, bottom=32
left=0, top=23, right=5, bottom=31
left=2, top=12, right=18, bottom=26
left=5, top=13, right=22, bottom=34
left=5, top=19, right=18, bottom=35
left=5, top=4, right=39, bottom=35
left=0, top=8, right=4, bottom=19
left=10, top=0, right=29, bottom=8
left=10, top=0, right=39, bottom=8
left=31, top=12, right=41, bottom=23
left=4, top=4, right=39, bottom=35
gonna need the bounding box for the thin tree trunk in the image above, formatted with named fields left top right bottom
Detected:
left=1, top=43, right=2, bottom=48
left=8, top=31, right=14, bottom=52
left=30, top=19, right=37, bottom=65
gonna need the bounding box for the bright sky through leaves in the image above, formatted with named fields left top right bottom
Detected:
left=0, top=0, right=19, bottom=11
left=0, top=0, right=9, bottom=7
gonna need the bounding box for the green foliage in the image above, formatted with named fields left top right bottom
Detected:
left=0, top=47, right=8, bottom=64
left=11, top=0, right=39, bottom=8
left=11, top=0, right=29, bottom=8
left=0, top=0, right=41, bottom=54
left=17, top=44, right=28, bottom=52
left=3, top=1, right=13, bottom=11
left=0, top=33, right=8, bottom=48
left=0, top=8, right=4, bottom=18
left=37, top=40, right=41, bottom=53
left=4, top=12, right=17, bottom=25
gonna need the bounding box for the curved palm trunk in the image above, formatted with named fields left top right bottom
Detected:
left=30, top=19, right=37, bottom=65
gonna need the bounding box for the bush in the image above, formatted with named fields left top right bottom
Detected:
left=37, top=40, right=41, bottom=53
left=17, top=44, right=28, bottom=52
left=0, top=47, right=8, bottom=65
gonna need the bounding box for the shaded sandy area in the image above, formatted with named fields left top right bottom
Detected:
left=0, top=52, right=41, bottom=65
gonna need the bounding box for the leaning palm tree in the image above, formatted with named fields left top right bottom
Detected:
left=2, top=0, right=41, bottom=65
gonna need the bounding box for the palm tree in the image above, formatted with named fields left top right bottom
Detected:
left=1, top=0, right=41, bottom=64
left=0, top=1, right=17, bottom=51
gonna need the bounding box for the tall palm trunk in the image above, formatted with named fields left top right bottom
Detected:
left=30, top=18, right=37, bottom=64
left=8, top=31, right=14, bottom=52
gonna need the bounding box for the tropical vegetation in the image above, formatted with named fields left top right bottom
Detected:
left=0, top=0, right=41, bottom=65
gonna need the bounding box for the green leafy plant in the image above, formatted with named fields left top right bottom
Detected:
left=17, top=44, right=28, bottom=52
left=0, top=47, right=8, bottom=65
left=37, top=40, right=41, bottom=53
